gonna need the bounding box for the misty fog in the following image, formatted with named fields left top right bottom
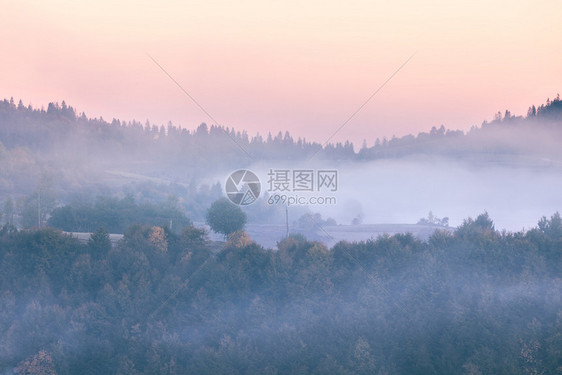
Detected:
left=319, top=157, right=562, bottom=230
left=1, top=97, right=562, bottom=374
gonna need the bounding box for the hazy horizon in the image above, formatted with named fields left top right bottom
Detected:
left=2, top=0, right=562, bottom=146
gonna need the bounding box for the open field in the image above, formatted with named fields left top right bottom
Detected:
left=200, top=223, right=453, bottom=249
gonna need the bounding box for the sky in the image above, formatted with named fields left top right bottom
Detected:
left=1, top=0, right=561, bottom=146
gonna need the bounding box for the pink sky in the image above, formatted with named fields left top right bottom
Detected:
left=1, top=0, right=561, bottom=147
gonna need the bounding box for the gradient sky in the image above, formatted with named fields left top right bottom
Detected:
left=2, top=0, right=561, bottom=146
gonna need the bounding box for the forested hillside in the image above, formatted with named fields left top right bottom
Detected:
left=0, top=212, right=561, bottom=373
left=0, top=95, right=561, bottom=187
left=1, top=96, right=561, bottom=229
left=1, top=93, right=562, bottom=373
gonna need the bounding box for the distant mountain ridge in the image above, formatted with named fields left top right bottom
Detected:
left=0, top=95, right=560, bottom=199
left=0, top=95, right=561, bottom=162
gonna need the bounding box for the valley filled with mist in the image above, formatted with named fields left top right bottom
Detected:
left=0, top=96, right=561, bottom=373
left=1, top=96, right=561, bottom=233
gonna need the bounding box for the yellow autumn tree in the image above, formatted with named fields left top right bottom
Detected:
left=15, top=350, right=57, bottom=375
left=149, top=226, right=168, bottom=253
left=226, top=230, right=253, bottom=248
